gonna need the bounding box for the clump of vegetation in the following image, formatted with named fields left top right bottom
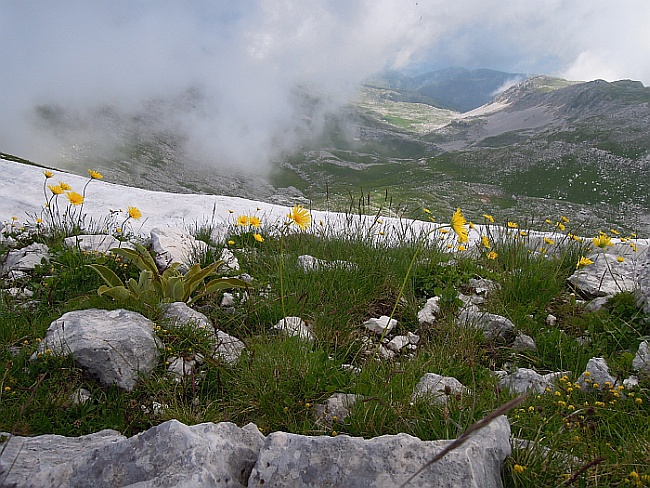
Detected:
left=0, top=170, right=648, bottom=487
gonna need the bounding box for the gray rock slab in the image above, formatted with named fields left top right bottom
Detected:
left=150, top=227, right=207, bottom=272
left=636, top=249, right=650, bottom=314
left=0, top=429, right=125, bottom=488
left=62, top=234, right=134, bottom=254
left=632, top=341, right=650, bottom=380
left=314, top=393, right=362, bottom=428
left=31, top=309, right=161, bottom=391
left=456, top=307, right=515, bottom=341
left=14, top=420, right=265, bottom=488
left=417, top=297, right=440, bottom=326
left=273, top=317, right=315, bottom=341
left=363, top=315, right=398, bottom=335
left=498, top=368, right=567, bottom=394
left=248, top=416, right=511, bottom=488
left=576, top=357, right=619, bottom=390
left=568, top=251, right=640, bottom=298
left=412, top=373, right=467, bottom=405
left=1, top=242, right=49, bottom=276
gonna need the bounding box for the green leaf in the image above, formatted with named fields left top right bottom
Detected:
left=97, top=285, right=130, bottom=301
left=87, top=264, right=124, bottom=288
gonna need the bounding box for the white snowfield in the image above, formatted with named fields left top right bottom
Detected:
left=0, top=159, right=645, bottom=250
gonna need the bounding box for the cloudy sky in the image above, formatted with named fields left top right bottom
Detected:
left=1, top=1, right=649, bottom=170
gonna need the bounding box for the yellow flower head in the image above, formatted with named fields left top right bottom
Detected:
left=450, top=208, right=469, bottom=243
left=66, top=191, right=84, bottom=205
left=469, top=221, right=475, bottom=230
left=127, top=206, right=142, bottom=220
left=513, top=465, right=526, bottom=474
left=236, top=215, right=250, bottom=226
left=556, top=222, right=566, bottom=231
left=561, top=215, right=570, bottom=223
left=481, top=235, right=491, bottom=249
left=616, top=256, right=625, bottom=263
left=44, top=170, right=53, bottom=179
left=253, top=233, right=264, bottom=242
left=48, top=184, right=64, bottom=195
left=507, top=221, right=518, bottom=229
left=287, top=205, right=311, bottom=230
left=483, top=214, right=495, bottom=223
left=544, top=237, right=555, bottom=245
left=59, top=181, right=72, bottom=191
left=610, top=228, right=619, bottom=235
left=519, top=231, right=529, bottom=237
left=457, top=245, right=467, bottom=251
left=249, top=216, right=261, bottom=228
left=592, top=234, right=613, bottom=249
left=576, top=256, right=594, bottom=269
left=423, top=208, right=431, bottom=214
left=487, top=251, right=498, bottom=260
left=88, top=169, right=103, bottom=179
left=227, top=240, right=235, bottom=245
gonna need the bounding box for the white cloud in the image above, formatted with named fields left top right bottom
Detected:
left=0, top=0, right=648, bottom=172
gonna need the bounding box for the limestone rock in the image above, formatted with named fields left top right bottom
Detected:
left=31, top=309, right=161, bottom=391
left=0, top=429, right=126, bottom=488
left=11, top=420, right=265, bottom=488
left=584, top=296, right=609, bottom=312
left=576, top=357, right=618, bottom=390
left=150, top=227, right=207, bottom=272
left=456, top=307, right=516, bottom=341
left=219, top=248, right=240, bottom=271
left=511, top=332, right=537, bottom=352
left=297, top=254, right=356, bottom=272
left=314, top=393, right=362, bottom=428
left=248, top=416, right=511, bottom=488
left=568, top=252, right=638, bottom=297
left=498, top=368, right=567, bottom=394
left=546, top=314, right=557, bottom=327
left=273, top=317, right=315, bottom=342
left=412, top=373, right=467, bottom=405
left=162, top=302, right=214, bottom=333
left=62, top=234, right=133, bottom=254
left=386, top=332, right=420, bottom=353
left=214, top=330, right=246, bottom=364
left=363, top=315, right=398, bottom=335
left=636, top=250, right=650, bottom=314
left=632, top=341, right=650, bottom=380
left=417, top=297, right=440, bottom=326
left=1, top=242, right=49, bottom=277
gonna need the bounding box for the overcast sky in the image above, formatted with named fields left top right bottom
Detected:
left=1, top=1, right=649, bottom=170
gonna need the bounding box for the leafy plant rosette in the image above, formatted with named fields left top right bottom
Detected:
left=87, top=242, right=247, bottom=308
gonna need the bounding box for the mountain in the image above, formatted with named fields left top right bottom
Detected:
left=366, top=67, right=529, bottom=112
left=277, top=76, right=650, bottom=234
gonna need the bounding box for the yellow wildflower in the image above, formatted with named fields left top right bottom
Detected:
left=630, top=242, right=638, bottom=252
left=253, top=233, right=264, bottom=242
left=44, top=170, right=53, bottom=178
left=616, top=256, right=625, bottom=263
left=592, top=234, right=613, bottom=249
left=36, top=218, right=43, bottom=224
left=48, top=184, right=63, bottom=195
left=545, top=219, right=553, bottom=224
left=249, top=216, right=261, bottom=228
left=576, top=256, right=594, bottom=269
left=556, top=222, right=566, bottom=231
left=519, top=231, right=529, bottom=237
left=487, top=251, right=498, bottom=260
left=423, top=208, right=431, bottom=214
left=227, top=240, right=235, bottom=245
left=59, top=181, right=72, bottom=190
left=66, top=191, right=84, bottom=205
left=636, top=398, right=643, bottom=404
left=544, top=237, right=555, bottom=245
left=561, top=215, right=570, bottom=222
left=457, top=245, right=467, bottom=251
left=483, top=214, right=495, bottom=223
left=507, top=221, right=518, bottom=229
left=287, top=205, right=311, bottom=230
left=115, top=227, right=122, bottom=234
left=236, top=215, right=250, bottom=226
left=88, top=169, right=103, bottom=179
left=127, top=206, right=142, bottom=220
left=513, top=465, right=526, bottom=474
left=610, top=229, right=619, bottom=235
left=469, top=221, right=475, bottom=230
left=481, top=235, right=491, bottom=249
left=450, top=208, right=469, bottom=243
